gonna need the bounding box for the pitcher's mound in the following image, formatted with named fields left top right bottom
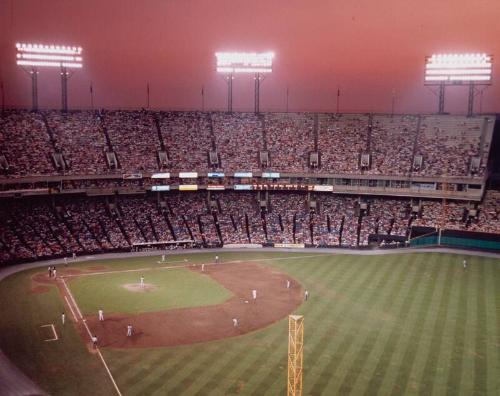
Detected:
left=123, top=283, right=156, bottom=292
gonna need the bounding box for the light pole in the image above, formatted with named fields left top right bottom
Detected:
left=16, top=43, right=83, bottom=111
left=216, top=51, right=274, bottom=113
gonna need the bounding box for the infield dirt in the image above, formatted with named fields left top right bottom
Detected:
left=62, top=261, right=303, bottom=348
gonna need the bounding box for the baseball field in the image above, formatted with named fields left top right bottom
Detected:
left=0, top=250, right=498, bottom=395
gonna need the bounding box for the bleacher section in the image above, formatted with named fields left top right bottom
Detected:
left=3, top=110, right=492, bottom=178
left=1, top=190, right=499, bottom=264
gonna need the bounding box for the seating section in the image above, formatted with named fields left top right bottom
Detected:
left=1, top=191, right=499, bottom=264
left=1, top=111, right=54, bottom=175
left=105, top=111, right=160, bottom=172
left=317, top=114, right=369, bottom=174
left=45, top=111, right=108, bottom=174
left=264, top=113, right=315, bottom=172
left=212, top=113, right=263, bottom=172
left=414, top=116, right=484, bottom=177
left=468, top=191, right=500, bottom=234
left=1, top=110, right=493, bottom=177
left=159, top=112, right=212, bottom=171
left=368, top=115, right=418, bottom=175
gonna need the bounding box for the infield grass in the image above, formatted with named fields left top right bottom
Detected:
left=69, top=267, right=232, bottom=315
left=0, top=251, right=499, bottom=395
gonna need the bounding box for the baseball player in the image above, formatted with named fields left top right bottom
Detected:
left=98, top=309, right=104, bottom=321
left=162, top=254, right=165, bottom=262
left=304, top=290, right=309, bottom=301
left=140, top=276, right=144, bottom=288
left=201, top=263, right=205, bottom=272
left=286, top=280, right=291, bottom=289
left=252, top=289, right=257, bottom=300
left=61, top=312, right=65, bottom=325
left=91, top=335, right=98, bottom=349
left=53, top=268, right=57, bottom=278
left=463, top=259, right=467, bottom=269
left=64, top=257, right=68, bottom=267
left=127, top=324, right=133, bottom=337
left=72, top=252, right=76, bottom=260
left=215, top=255, right=219, bottom=264
left=232, top=318, right=239, bottom=327
left=48, top=266, right=52, bottom=278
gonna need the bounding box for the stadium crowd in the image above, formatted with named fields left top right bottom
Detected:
left=1, top=191, right=499, bottom=264
left=1, top=110, right=492, bottom=177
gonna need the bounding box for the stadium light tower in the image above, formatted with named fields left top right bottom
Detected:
left=216, top=51, right=274, bottom=113
left=16, top=43, right=83, bottom=112
left=425, top=53, right=492, bottom=116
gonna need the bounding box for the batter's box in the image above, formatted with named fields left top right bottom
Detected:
left=39, top=324, right=59, bottom=342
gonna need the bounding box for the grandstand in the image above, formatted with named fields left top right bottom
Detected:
left=0, top=110, right=499, bottom=264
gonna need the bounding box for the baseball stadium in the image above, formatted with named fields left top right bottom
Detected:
left=0, top=1, right=500, bottom=395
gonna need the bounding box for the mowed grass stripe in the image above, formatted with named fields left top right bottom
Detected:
left=248, top=255, right=380, bottom=395
left=267, top=256, right=376, bottom=395
left=187, top=314, right=293, bottom=396
left=388, top=258, right=443, bottom=395
left=445, top=257, right=470, bottom=396
left=331, top=256, right=409, bottom=395
left=117, top=346, right=203, bottom=395
left=351, top=255, right=423, bottom=396
left=361, top=255, right=431, bottom=394
left=461, top=261, right=478, bottom=396
left=474, top=260, right=488, bottom=395
left=304, top=256, right=397, bottom=395
left=399, top=254, right=450, bottom=395
left=121, top=350, right=179, bottom=395
left=210, top=260, right=347, bottom=395
left=244, top=258, right=358, bottom=396
left=289, top=257, right=359, bottom=374
left=346, top=255, right=421, bottom=395
left=164, top=342, right=236, bottom=395
left=363, top=254, right=431, bottom=395
left=377, top=256, right=438, bottom=395
left=294, top=256, right=408, bottom=395
left=189, top=339, right=270, bottom=396
left=210, top=325, right=289, bottom=396
left=150, top=342, right=243, bottom=396
left=491, top=259, right=500, bottom=394
left=484, top=260, right=499, bottom=395
left=241, top=257, right=356, bottom=395
left=431, top=256, right=464, bottom=395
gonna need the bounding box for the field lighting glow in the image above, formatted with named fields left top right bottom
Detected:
left=425, top=53, right=492, bottom=84
left=15, top=43, right=83, bottom=68
left=216, top=52, right=274, bottom=73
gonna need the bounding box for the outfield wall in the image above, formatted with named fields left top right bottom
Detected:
left=410, top=229, right=500, bottom=251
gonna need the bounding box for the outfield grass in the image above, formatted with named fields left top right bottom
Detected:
left=0, top=251, right=499, bottom=395
left=69, top=267, right=233, bottom=315
left=0, top=269, right=116, bottom=395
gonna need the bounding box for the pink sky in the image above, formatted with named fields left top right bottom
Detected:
left=1, top=0, right=499, bottom=114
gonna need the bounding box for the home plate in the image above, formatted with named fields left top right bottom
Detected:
left=245, top=300, right=249, bottom=303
